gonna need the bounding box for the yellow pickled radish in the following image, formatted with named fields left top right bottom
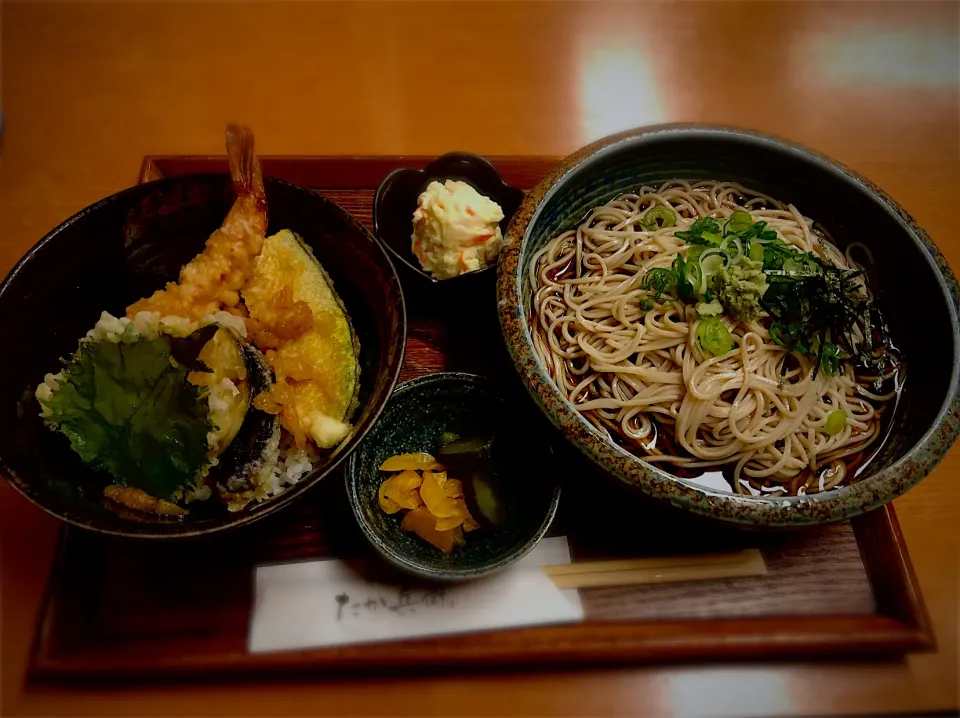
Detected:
left=420, top=471, right=461, bottom=518
left=376, top=447, right=487, bottom=553
left=442, top=478, right=463, bottom=499
left=400, top=507, right=455, bottom=554
left=463, top=514, right=481, bottom=532
left=379, top=452, right=441, bottom=472
left=377, top=481, right=402, bottom=514
left=434, top=514, right=465, bottom=531
left=381, top=470, right=423, bottom=510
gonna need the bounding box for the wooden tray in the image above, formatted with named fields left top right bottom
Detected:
left=28, top=156, right=934, bottom=681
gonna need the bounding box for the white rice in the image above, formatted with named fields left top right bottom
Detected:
left=263, top=436, right=319, bottom=497
left=83, top=310, right=245, bottom=344
left=206, top=377, right=243, bottom=451
left=184, top=484, right=213, bottom=504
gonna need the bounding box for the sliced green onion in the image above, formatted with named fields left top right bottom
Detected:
left=762, top=239, right=804, bottom=271
left=641, top=267, right=677, bottom=300
left=721, top=237, right=744, bottom=261
left=749, top=242, right=765, bottom=262
left=769, top=323, right=791, bottom=347
left=696, top=318, right=735, bottom=357
left=740, top=220, right=770, bottom=240
left=640, top=206, right=677, bottom=229
left=819, top=341, right=842, bottom=377
left=782, top=257, right=811, bottom=276
left=726, top=210, right=753, bottom=233
left=699, top=252, right=727, bottom=293
left=823, top=410, right=847, bottom=436
left=639, top=298, right=654, bottom=311
left=675, top=216, right=720, bottom=244
left=683, top=259, right=702, bottom=293
left=672, top=255, right=695, bottom=299
left=700, top=231, right=724, bottom=247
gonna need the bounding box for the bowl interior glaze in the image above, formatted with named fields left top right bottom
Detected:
left=0, top=175, right=406, bottom=538
left=499, top=124, right=960, bottom=527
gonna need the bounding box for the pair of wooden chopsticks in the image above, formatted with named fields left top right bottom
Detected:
left=541, top=549, right=766, bottom=589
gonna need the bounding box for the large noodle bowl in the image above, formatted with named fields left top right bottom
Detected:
left=528, top=180, right=903, bottom=496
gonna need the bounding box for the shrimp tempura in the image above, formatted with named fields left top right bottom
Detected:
left=127, top=124, right=267, bottom=321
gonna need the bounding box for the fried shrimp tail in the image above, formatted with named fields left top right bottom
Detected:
left=126, top=124, right=268, bottom=321
left=227, top=123, right=266, bottom=203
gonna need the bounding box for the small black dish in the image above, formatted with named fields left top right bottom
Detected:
left=372, top=153, right=525, bottom=284
left=346, top=372, right=561, bottom=581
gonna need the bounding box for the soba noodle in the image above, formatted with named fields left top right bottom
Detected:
left=528, top=180, right=902, bottom=496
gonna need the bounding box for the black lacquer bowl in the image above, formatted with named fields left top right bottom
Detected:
left=498, top=124, right=960, bottom=528
left=0, top=176, right=406, bottom=538
left=346, top=373, right=561, bottom=580
left=373, top=152, right=524, bottom=285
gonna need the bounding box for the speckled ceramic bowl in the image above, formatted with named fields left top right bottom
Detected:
left=497, top=123, right=960, bottom=528
left=372, top=153, right=524, bottom=285
left=346, top=372, right=561, bottom=580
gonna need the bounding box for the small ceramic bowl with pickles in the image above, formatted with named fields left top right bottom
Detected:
left=345, top=372, right=561, bottom=581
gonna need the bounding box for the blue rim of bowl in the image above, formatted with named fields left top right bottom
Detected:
left=371, top=152, right=524, bottom=284
left=497, top=122, right=960, bottom=527
left=345, top=371, right=562, bottom=580
left=0, top=175, right=408, bottom=539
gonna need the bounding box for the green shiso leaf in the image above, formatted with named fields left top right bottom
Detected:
left=39, top=334, right=211, bottom=500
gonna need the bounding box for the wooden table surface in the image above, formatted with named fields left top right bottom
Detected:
left=1, top=2, right=957, bottom=716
